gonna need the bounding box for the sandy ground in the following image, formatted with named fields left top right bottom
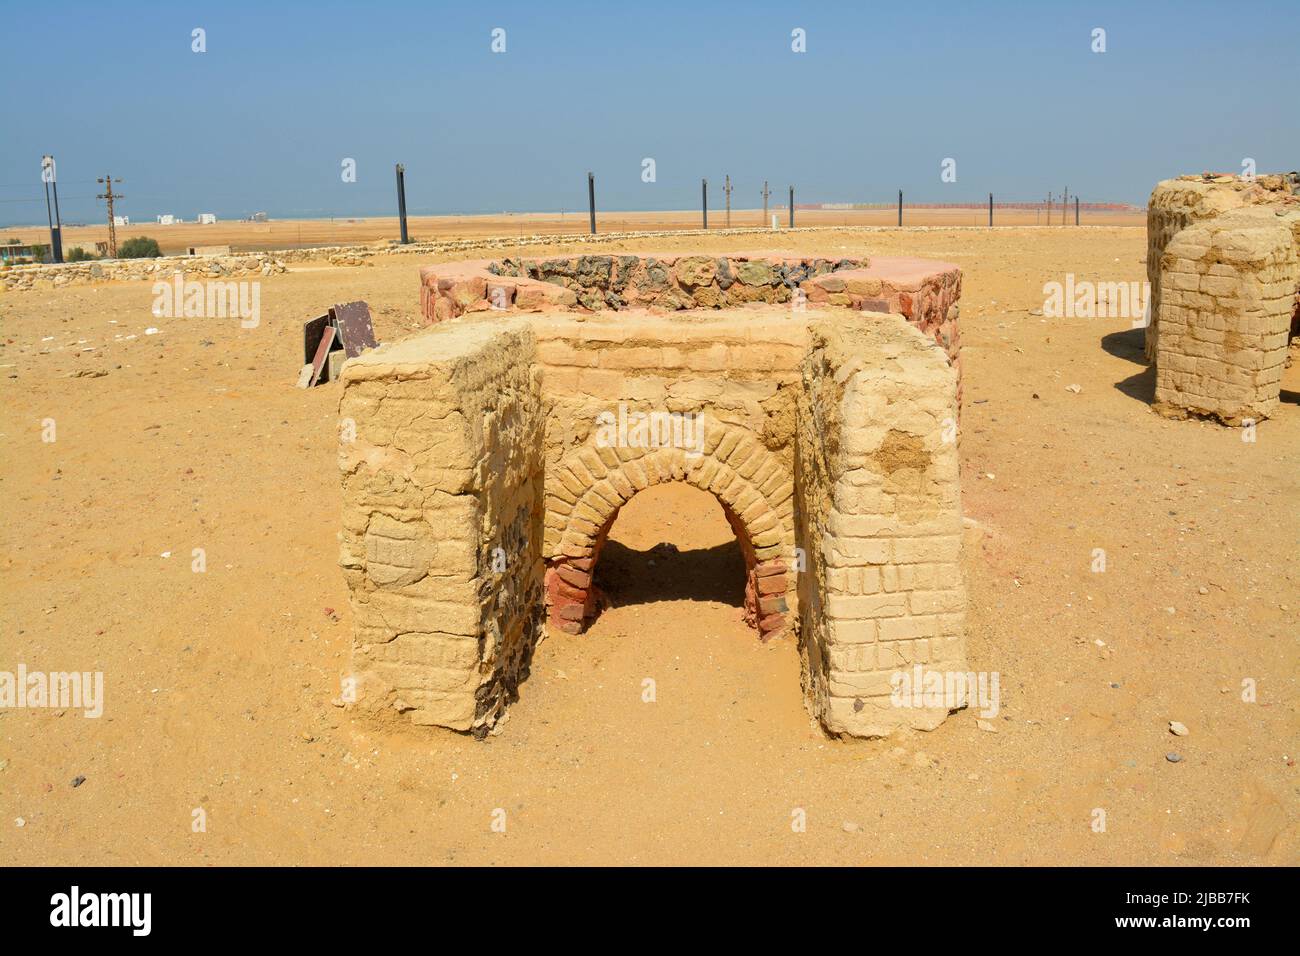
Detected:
left=0, top=226, right=1295, bottom=866
left=6, top=207, right=1145, bottom=256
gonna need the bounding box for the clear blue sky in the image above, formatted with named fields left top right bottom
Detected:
left=2, top=0, right=1296, bottom=225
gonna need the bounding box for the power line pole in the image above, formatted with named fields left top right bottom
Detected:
left=395, top=164, right=409, bottom=244
left=1062, top=186, right=1068, bottom=225
left=701, top=178, right=708, bottom=229
left=724, top=174, right=732, bottom=229
left=97, top=174, right=124, bottom=257
left=762, top=180, right=770, bottom=226
left=41, top=155, right=63, bottom=263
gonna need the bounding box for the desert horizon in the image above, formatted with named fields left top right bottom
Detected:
left=5, top=206, right=1148, bottom=256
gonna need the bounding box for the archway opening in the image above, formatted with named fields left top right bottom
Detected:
left=592, top=483, right=746, bottom=615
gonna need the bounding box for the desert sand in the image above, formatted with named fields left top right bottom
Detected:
left=0, top=225, right=1295, bottom=865
left=7, top=207, right=1145, bottom=257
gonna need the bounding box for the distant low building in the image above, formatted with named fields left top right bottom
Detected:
left=250, top=211, right=268, bottom=222
left=0, top=243, right=43, bottom=264
left=197, top=213, right=217, bottom=224
left=157, top=214, right=176, bottom=225
left=113, top=215, right=130, bottom=227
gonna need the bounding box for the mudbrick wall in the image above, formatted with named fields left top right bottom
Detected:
left=338, top=257, right=967, bottom=739
left=1146, top=173, right=1300, bottom=423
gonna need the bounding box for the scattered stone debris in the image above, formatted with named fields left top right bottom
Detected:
left=70, top=775, right=85, bottom=788
left=1166, top=752, right=1183, bottom=763
left=1169, top=721, right=1189, bottom=737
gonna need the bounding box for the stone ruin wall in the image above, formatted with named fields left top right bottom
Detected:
left=337, top=286, right=966, bottom=739
left=1146, top=173, right=1300, bottom=423
left=417, top=252, right=963, bottom=403
left=534, top=314, right=804, bottom=642
left=338, top=324, right=546, bottom=731
left=795, top=316, right=965, bottom=737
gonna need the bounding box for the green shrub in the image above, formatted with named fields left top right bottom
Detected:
left=118, top=236, right=162, bottom=259
left=66, top=246, right=99, bottom=262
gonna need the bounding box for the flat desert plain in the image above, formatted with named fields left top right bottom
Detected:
left=6, top=207, right=1144, bottom=256
left=0, top=225, right=1296, bottom=866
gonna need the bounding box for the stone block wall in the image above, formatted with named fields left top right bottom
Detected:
left=533, top=314, right=805, bottom=641
left=337, top=321, right=545, bottom=735
left=1146, top=173, right=1300, bottom=361
left=1152, top=208, right=1299, bottom=424
left=339, top=260, right=966, bottom=739
left=795, top=314, right=965, bottom=737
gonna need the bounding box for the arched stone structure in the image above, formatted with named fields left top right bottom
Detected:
left=337, top=257, right=968, bottom=739
left=543, top=424, right=794, bottom=640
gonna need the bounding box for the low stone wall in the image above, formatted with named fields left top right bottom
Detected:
left=1, top=224, right=968, bottom=291
left=0, top=253, right=288, bottom=290
left=417, top=252, right=963, bottom=401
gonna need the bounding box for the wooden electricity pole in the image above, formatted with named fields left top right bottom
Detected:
left=724, top=174, right=732, bottom=228
left=762, top=180, right=770, bottom=225
left=96, top=175, right=123, bottom=257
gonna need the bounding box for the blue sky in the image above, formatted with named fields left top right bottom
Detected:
left=2, top=0, right=1296, bottom=224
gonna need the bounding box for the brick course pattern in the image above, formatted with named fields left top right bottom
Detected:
left=338, top=255, right=966, bottom=739
left=1146, top=173, right=1300, bottom=424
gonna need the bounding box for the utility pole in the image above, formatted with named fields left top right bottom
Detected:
left=724, top=174, right=732, bottom=228
left=1062, top=186, right=1068, bottom=225
left=97, top=174, right=124, bottom=258
left=587, top=171, right=596, bottom=235
left=41, top=155, right=63, bottom=263
left=762, top=180, right=770, bottom=226
left=395, top=163, right=409, bottom=244
left=702, top=179, right=708, bottom=229
left=788, top=185, right=794, bottom=228
left=1046, top=191, right=1053, bottom=227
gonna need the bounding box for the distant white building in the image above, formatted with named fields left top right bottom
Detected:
left=157, top=214, right=176, bottom=225
left=113, top=215, right=130, bottom=227
left=197, top=213, right=217, bottom=224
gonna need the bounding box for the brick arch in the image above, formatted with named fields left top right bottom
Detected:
left=543, top=424, right=794, bottom=640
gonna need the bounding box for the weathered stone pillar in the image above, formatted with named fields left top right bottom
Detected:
left=337, top=320, right=544, bottom=735
left=1153, top=208, right=1299, bottom=424
left=796, top=313, right=967, bottom=737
